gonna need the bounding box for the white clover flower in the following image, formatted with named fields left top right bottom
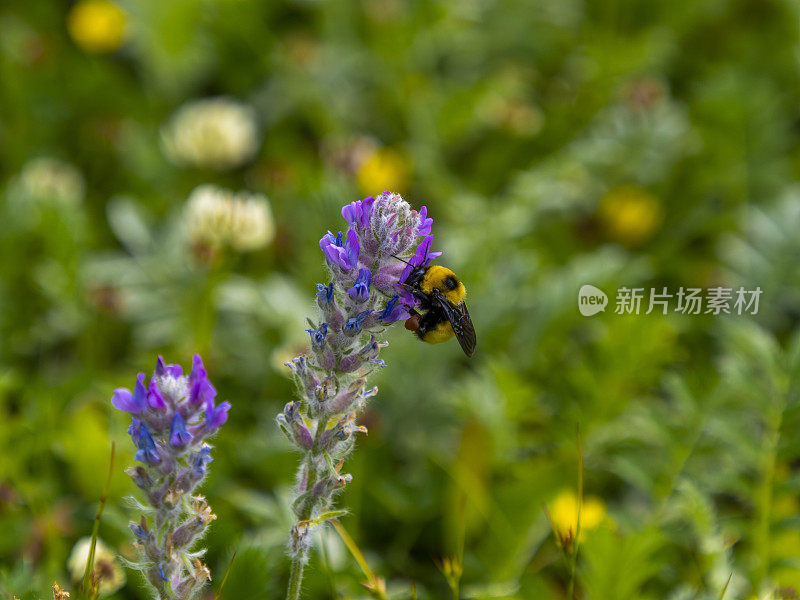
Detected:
left=12, top=157, right=84, bottom=206
left=185, top=184, right=274, bottom=252
left=161, top=97, right=260, bottom=171
left=67, top=537, right=126, bottom=596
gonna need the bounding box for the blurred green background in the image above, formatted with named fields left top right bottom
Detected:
left=3, top=0, right=800, bottom=598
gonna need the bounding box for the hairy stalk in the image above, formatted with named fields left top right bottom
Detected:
left=280, top=193, right=440, bottom=598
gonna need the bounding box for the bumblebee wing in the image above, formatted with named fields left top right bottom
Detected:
left=433, top=291, right=476, bottom=357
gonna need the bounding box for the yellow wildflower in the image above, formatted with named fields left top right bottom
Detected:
left=67, top=0, right=127, bottom=54
left=356, top=147, right=411, bottom=196
left=597, top=185, right=663, bottom=246
left=548, top=489, right=607, bottom=549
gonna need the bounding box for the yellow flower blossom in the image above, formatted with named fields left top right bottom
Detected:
left=67, top=0, right=127, bottom=54
left=548, top=489, right=607, bottom=548
left=597, top=185, right=663, bottom=246
left=356, top=148, right=411, bottom=196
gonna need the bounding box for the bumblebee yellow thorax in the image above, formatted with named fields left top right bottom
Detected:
left=420, top=265, right=466, bottom=305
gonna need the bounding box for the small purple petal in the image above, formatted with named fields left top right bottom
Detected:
left=343, top=228, right=360, bottom=270
left=346, top=268, right=372, bottom=301
left=205, top=400, right=231, bottom=430
left=133, top=373, right=147, bottom=406
left=129, top=419, right=160, bottom=465
left=306, top=323, right=328, bottom=349
left=129, top=522, right=148, bottom=540
left=111, top=388, right=141, bottom=413
left=416, top=206, right=433, bottom=236
left=169, top=413, right=192, bottom=447
left=319, top=231, right=343, bottom=267
left=372, top=263, right=406, bottom=294
left=378, top=296, right=410, bottom=324
left=191, top=445, right=213, bottom=477
left=320, top=230, right=359, bottom=270
left=344, top=310, right=372, bottom=336
left=342, top=196, right=375, bottom=229
left=189, top=354, right=216, bottom=406
left=147, top=377, right=166, bottom=410
left=156, top=356, right=183, bottom=378
left=401, top=235, right=442, bottom=283
left=316, top=282, right=334, bottom=307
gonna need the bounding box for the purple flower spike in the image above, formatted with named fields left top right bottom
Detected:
left=189, top=355, right=216, bottom=406
left=169, top=413, right=192, bottom=447
left=282, top=193, right=444, bottom=581
left=347, top=268, right=372, bottom=301
left=205, top=400, right=231, bottom=430
left=416, top=206, right=433, bottom=236
left=117, top=354, right=227, bottom=598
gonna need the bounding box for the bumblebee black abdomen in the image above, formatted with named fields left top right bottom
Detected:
left=414, top=306, right=455, bottom=344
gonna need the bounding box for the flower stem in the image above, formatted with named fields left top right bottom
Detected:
left=287, top=556, right=306, bottom=600
left=81, top=442, right=115, bottom=600
left=286, top=418, right=325, bottom=600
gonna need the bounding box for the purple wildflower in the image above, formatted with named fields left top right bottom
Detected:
left=130, top=521, right=149, bottom=540
left=129, top=419, right=160, bottom=465
left=169, top=413, right=192, bottom=447
left=205, top=399, right=231, bottom=430
left=282, top=192, right=441, bottom=595
left=188, top=354, right=216, bottom=406
left=400, top=234, right=442, bottom=284
left=341, top=196, right=375, bottom=229
left=191, top=445, right=213, bottom=477
left=316, top=282, right=334, bottom=307
left=347, top=268, right=372, bottom=301
left=344, top=310, right=372, bottom=336
left=155, top=356, right=183, bottom=379
left=112, top=354, right=228, bottom=599
left=112, top=374, right=147, bottom=414
left=147, top=377, right=166, bottom=410
left=416, top=205, right=433, bottom=236
left=306, top=323, right=328, bottom=349
left=319, top=229, right=359, bottom=270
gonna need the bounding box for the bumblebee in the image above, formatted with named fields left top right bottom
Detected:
left=400, top=263, right=476, bottom=357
